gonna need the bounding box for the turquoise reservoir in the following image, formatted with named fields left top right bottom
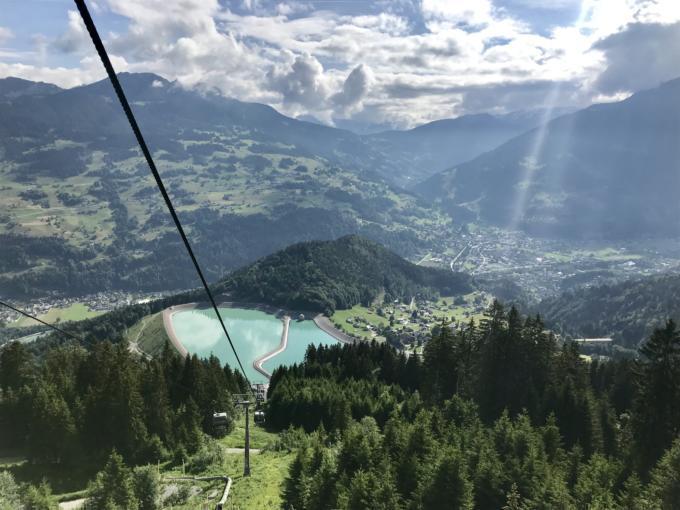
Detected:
left=170, top=307, right=338, bottom=382
left=262, top=319, right=339, bottom=374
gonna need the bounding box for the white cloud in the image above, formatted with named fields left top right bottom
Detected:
left=421, top=0, right=494, bottom=26
left=509, top=0, right=581, bottom=8
left=3, top=0, right=680, bottom=128
left=54, top=10, right=90, bottom=53
left=267, top=53, right=330, bottom=110
left=594, top=21, right=680, bottom=94
left=332, top=64, right=373, bottom=115
left=275, top=2, right=311, bottom=16
left=0, top=27, right=13, bottom=45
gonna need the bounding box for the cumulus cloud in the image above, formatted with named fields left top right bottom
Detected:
left=594, top=21, right=680, bottom=94
left=332, top=64, right=373, bottom=114
left=4, top=0, right=680, bottom=128
left=267, top=53, right=330, bottom=110
left=54, top=10, right=90, bottom=53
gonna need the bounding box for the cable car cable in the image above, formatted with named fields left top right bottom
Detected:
left=73, top=0, right=252, bottom=391
left=0, top=299, right=83, bottom=344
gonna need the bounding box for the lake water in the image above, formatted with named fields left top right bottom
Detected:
left=262, top=319, right=339, bottom=374
left=170, top=307, right=338, bottom=383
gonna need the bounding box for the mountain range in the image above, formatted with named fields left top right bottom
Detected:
left=3, top=72, right=680, bottom=298
left=0, top=73, right=486, bottom=298
left=418, top=78, right=680, bottom=239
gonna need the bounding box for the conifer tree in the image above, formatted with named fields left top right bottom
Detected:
left=84, top=450, right=139, bottom=510
left=633, top=320, right=680, bottom=471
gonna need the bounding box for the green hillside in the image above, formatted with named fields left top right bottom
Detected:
left=220, top=235, right=472, bottom=314
left=417, top=78, right=680, bottom=239
left=537, top=273, right=680, bottom=348
left=0, top=74, right=452, bottom=299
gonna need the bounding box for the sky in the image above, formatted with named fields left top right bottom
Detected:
left=2, top=0, right=680, bottom=129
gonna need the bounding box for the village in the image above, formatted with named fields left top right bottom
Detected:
left=330, top=291, right=493, bottom=357
left=0, top=290, right=177, bottom=329
left=424, top=226, right=680, bottom=302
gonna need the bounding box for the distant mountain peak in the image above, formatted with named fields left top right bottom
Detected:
left=0, top=76, right=62, bottom=100
left=116, top=72, right=170, bottom=87
left=417, top=75, right=680, bottom=240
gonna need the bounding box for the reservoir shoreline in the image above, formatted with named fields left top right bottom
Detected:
left=162, top=302, right=353, bottom=381
left=253, top=316, right=290, bottom=379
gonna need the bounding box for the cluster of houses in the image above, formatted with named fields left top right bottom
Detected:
left=0, top=290, right=173, bottom=327
left=340, top=294, right=491, bottom=350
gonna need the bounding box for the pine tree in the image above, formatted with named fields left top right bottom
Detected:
left=646, top=438, right=680, bottom=509
left=133, top=466, right=161, bottom=510
left=423, top=323, right=459, bottom=402
left=346, top=468, right=401, bottom=510
left=83, top=450, right=139, bottom=510
left=27, top=381, right=77, bottom=463
left=0, top=341, right=32, bottom=391
left=633, top=320, right=680, bottom=471
left=420, top=449, right=474, bottom=510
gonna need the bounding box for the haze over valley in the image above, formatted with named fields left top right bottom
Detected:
left=3, top=72, right=680, bottom=325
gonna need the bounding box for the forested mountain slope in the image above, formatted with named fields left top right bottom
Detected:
left=218, top=235, right=472, bottom=313
left=537, top=273, right=680, bottom=347
left=417, top=78, right=680, bottom=239
left=0, top=73, right=454, bottom=298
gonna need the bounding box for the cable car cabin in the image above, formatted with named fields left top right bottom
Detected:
left=213, top=412, right=230, bottom=428
left=254, top=410, right=265, bottom=424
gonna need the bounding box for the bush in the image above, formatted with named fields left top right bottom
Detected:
left=186, top=438, right=225, bottom=474
left=133, top=466, right=161, bottom=510
left=0, top=471, right=21, bottom=510
left=22, top=481, right=58, bottom=510
left=265, top=426, right=309, bottom=452
left=144, top=435, right=168, bottom=464
left=163, top=485, right=191, bottom=506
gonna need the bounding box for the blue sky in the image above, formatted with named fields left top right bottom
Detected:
left=2, top=0, right=680, bottom=128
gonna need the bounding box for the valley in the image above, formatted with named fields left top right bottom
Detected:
left=427, top=226, right=680, bottom=302
left=5, top=2, right=680, bottom=508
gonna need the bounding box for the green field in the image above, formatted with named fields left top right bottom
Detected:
left=9, top=302, right=103, bottom=328
left=331, top=292, right=492, bottom=341
left=123, top=312, right=171, bottom=357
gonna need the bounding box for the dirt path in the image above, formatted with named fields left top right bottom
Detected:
left=415, top=253, right=430, bottom=266
left=127, top=315, right=152, bottom=359
left=225, top=448, right=262, bottom=454
left=59, top=499, right=85, bottom=509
